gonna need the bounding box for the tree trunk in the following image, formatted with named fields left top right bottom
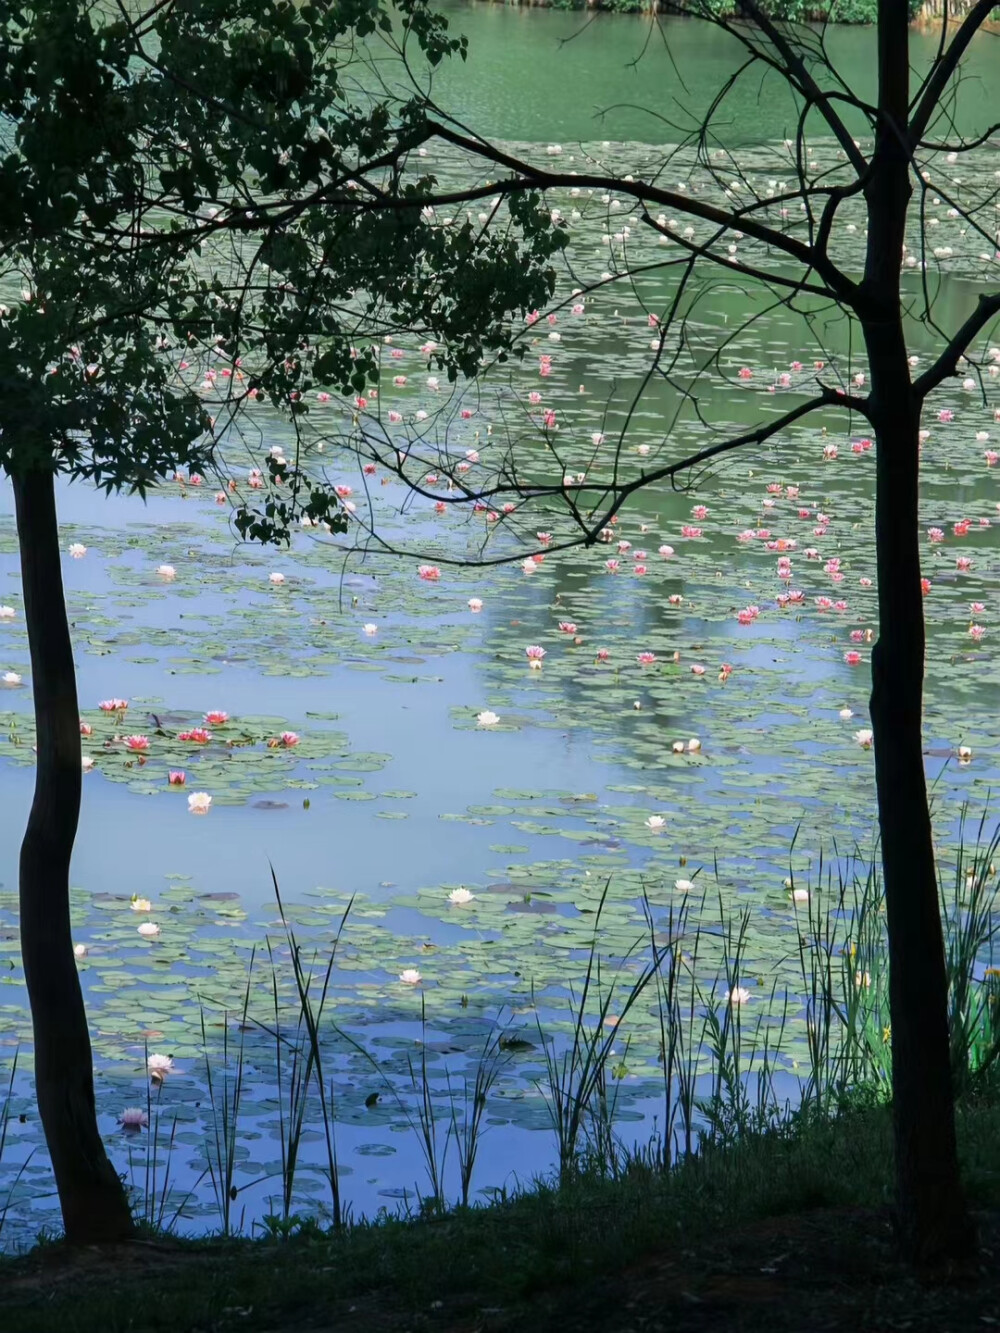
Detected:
left=866, top=344, right=973, bottom=1262
left=859, top=0, right=973, bottom=1264
left=12, top=466, right=134, bottom=1244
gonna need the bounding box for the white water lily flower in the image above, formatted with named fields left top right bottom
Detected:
left=131, top=897, right=152, bottom=912
left=147, top=1053, right=174, bottom=1081
left=0, top=606, right=14, bottom=618
left=645, top=815, right=666, bottom=831
left=73, top=943, right=87, bottom=959
left=68, top=542, right=87, bottom=558
left=81, top=756, right=94, bottom=771
left=120, top=1107, right=149, bottom=1130
left=958, top=745, right=973, bottom=761
left=137, top=922, right=160, bottom=938
left=724, top=987, right=751, bottom=1006
left=2, top=671, right=21, bottom=685
left=476, top=710, right=500, bottom=727
left=362, top=623, right=378, bottom=635
left=399, top=968, right=422, bottom=985
left=855, top=729, right=874, bottom=748
left=687, top=738, right=701, bottom=752
left=792, top=887, right=810, bottom=903
left=675, top=878, right=695, bottom=892
left=187, top=791, right=212, bottom=814
left=671, top=740, right=685, bottom=753
left=157, top=565, right=176, bottom=579
left=839, top=708, right=854, bottom=721
left=448, top=888, right=475, bottom=905
left=268, top=571, right=286, bottom=585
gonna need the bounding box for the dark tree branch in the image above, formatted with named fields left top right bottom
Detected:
left=909, top=0, right=998, bottom=146
left=912, top=291, right=1000, bottom=398
left=423, top=121, right=859, bottom=303
left=735, top=0, right=869, bottom=176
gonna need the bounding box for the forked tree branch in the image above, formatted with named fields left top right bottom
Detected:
left=423, top=121, right=859, bottom=303
left=734, top=0, right=869, bottom=176
left=909, top=0, right=998, bottom=145
left=912, top=291, right=1000, bottom=398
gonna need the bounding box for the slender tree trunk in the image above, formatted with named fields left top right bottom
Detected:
left=12, top=466, right=134, bottom=1243
left=866, top=355, right=973, bottom=1262
left=859, top=0, right=973, bottom=1264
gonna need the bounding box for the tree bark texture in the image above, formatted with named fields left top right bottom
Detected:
left=12, top=467, right=134, bottom=1243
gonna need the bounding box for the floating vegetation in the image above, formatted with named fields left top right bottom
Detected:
left=2, top=128, right=1000, bottom=1242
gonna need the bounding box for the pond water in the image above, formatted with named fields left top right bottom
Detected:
left=2, top=9, right=1000, bottom=1242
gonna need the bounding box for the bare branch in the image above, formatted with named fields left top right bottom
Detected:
left=735, top=0, right=868, bottom=177
left=909, top=0, right=998, bottom=146
left=912, top=291, right=1000, bottom=399
left=423, top=121, right=859, bottom=303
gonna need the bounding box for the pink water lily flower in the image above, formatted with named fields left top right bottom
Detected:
left=80, top=721, right=92, bottom=737
left=844, top=650, right=862, bottom=665
left=99, top=699, right=128, bottom=712
left=525, top=645, right=546, bottom=667
left=178, top=727, right=211, bottom=744
left=204, top=711, right=229, bottom=726
left=124, top=735, right=150, bottom=751
left=970, top=624, right=987, bottom=641
left=681, top=525, right=702, bottom=539
left=636, top=651, right=656, bottom=666
left=280, top=732, right=300, bottom=747
left=168, top=771, right=186, bottom=785
left=558, top=621, right=578, bottom=634
left=418, top=565, right=441, bottom=581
